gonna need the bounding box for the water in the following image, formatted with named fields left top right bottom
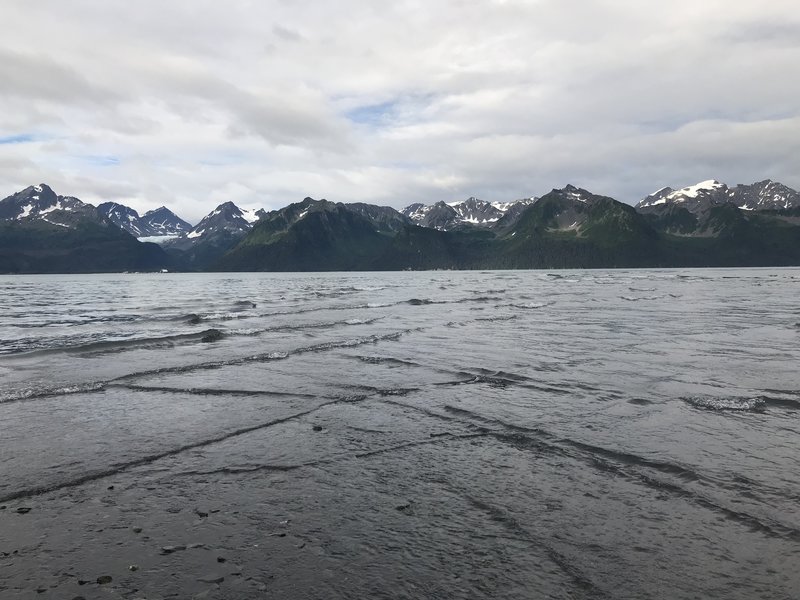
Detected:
left=0, top=269, right=798, bottom=599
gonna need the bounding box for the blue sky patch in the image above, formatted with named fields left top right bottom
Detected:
left=83, top=155, right=120, bottom=166
left=0, top=133, right=36, bottom=145
left=345, top=101, right=397, bottom=126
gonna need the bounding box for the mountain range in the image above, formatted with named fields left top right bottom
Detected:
left=97, top=202, right=192, bottom=238
left=0, top=184, right=167, bottom=273
left=1, top=178, right=799, bottom=273
left=401, top=196, right=536, bottom=230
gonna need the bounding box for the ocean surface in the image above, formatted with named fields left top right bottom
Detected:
left=0, top=269, right=798, bottom=599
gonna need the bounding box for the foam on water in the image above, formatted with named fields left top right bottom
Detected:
left=684, top=396, right=767, bottom=411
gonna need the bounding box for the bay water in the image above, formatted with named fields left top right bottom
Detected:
left=1, top=269, right=798, bottom=599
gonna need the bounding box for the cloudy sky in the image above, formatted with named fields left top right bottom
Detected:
left=1, top=0, right=799, bottom=222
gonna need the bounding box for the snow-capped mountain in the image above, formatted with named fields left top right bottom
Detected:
left=98, top=203, right=192, bottom=237
left=0, top=184, right=103, bottom=228
left=401, top=196, right=535, bottom=231
left=637, top=179, right=800, bottom=214
left=140, top=207, right=192, bottom=236
left=97, top=202, right=148, bottom=236
left=637, top=180, right=728, bottom=214
left=186, top=201, right=265, bottom=240
left=728, top=180, right=800, bottom=211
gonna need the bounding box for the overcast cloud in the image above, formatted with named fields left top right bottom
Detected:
left=1, top=0, right=799, bottom=222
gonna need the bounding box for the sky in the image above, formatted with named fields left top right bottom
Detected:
left=1, top=0, right=799, bottom=223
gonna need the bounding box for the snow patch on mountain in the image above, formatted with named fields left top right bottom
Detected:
left=638, top=179, right=799, bottom=214
left=401, top=196, right=535, bottom=230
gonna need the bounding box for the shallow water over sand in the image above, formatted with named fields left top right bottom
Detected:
left=1, top=269, right=799, bottom=599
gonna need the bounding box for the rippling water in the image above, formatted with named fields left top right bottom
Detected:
left=1, top=269, right=799, bottom=599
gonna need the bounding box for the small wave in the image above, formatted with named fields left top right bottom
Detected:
left=110, top=330, right=415, bottom=383
left=620, top=295, right=662, bottom=302
left=628, top=398, right=655, bottom=406
left=444, top=370, right=529, bottom=388
left=510, top=301, right=555, bottom=310
left=200, top=312, right=251, bottom=321
left=475, top=315, right=518, bottom=322
left=355, top=356, right=419, bottom=367
left=405, top=298, right=439, bottom=305
left=303, top=332, right=404, bottom=352
left=458, top=296, right=504, bottom=303
left=0, top=382, right=105, bottom=404
left=231, top=300, right=256, bottom=310
left=759, top=395, right=800, bottom=411
left=683, top=396, right=766, bottom=412
left=6, top=329, right=227, bottom=358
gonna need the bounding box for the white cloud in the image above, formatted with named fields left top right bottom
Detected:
left=1, top=0, right=799, bottom=222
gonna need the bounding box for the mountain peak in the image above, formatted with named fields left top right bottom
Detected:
left=553, top=184, right=595, bottom=203
left=185, top=201, right=255, bottom=240
left=28, top=183, right=53, bottom=194
left=0, top=183, right=98, bottom=228
left=99, top=202, right=190, bottom=237
left=676, top=180, right=724, bottom=198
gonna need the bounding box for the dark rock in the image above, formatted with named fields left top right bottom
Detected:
left=198, top=574, right=225, bottom=584
left=128, top=565, right=138, bottom=571
left=217, top=557, right=227, bottom=563
left=72, top=596, right=87, bottom=600
left=36, top=587, right=46, bottom=593
left=200, top=329, right=223, bottom=343
left=15, top=507, right=31, bottom=514
left=395, top=502, right=412, bottom=511
left=77, top=579, right=90, bottom=586
left=186, top=314, right=201, bottom=324
left=312, top=424, right=323, bottom=432
left=96, top=575, right=112, bottom=585
left=132, top=527, right=143, bottom=533
left=195, top=508, right=209, bottom=518
left=107, top=485, right=114, bottom=490
left=160, top=545, right=187, bottom=554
